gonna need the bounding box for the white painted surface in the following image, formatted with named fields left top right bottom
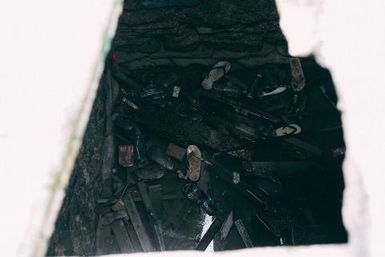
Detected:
left=276, top=1, right=385, bottom=256
left=0, top=1, right=121, bottom=256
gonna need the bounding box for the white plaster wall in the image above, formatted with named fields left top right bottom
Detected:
left=1, top=0, right=384, bottom=257
left=0, top=1, right=122, bottom=256
left=275, top=1, right=385, bottom=256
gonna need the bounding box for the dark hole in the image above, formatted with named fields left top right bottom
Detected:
left=47, top=0, right=347, bottom=255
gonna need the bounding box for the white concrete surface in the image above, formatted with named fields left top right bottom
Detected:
left=1, top=0, right=384, bottom=257
left=0, top=1, right=122, bottom=256
left=276, top=1, right=385, bottom=256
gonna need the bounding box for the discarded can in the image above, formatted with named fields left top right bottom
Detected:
left=119, top=145, right=134, bottom=167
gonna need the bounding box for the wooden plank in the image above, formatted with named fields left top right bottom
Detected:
left=96, top=221, right=114, bottom=255
left=126, top=221, right=143, bottom=252
left=123, top=193, right=155, bottom=252
left=137, top=182, right=155, bottom=215
left=220, top=211, right=234, bottom=241
left=234, top=219, right=254, bottom=248
left=148, top=184, right=163, bottom=215
left=110, top=220, right=134, bottom=253
left=137, top=182, right=165, bottom=251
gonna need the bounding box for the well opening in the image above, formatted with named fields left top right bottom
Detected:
left=47, top=1, right=347, bottom=255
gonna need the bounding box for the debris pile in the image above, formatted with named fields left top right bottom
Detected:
left=95, top=55, right=346, bottom=253
left=48, top=1, right=346, bottom=255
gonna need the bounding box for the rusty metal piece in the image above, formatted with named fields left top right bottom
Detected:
left=119, top=145, right=134, bottom=167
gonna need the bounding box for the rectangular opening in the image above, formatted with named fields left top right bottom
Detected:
left=47, top=0, right=347, bottom=255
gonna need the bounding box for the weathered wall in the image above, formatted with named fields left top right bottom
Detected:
left=46, top=81, right=107, bottom=256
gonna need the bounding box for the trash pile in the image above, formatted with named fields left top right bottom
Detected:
left=95, top=54, right=346, bottom=253
left=45, top=1, right=347, bottom=255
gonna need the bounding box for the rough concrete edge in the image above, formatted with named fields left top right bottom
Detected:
left=274, top=0, right=370, bottom=256
left=32, top=1, right=124, bottom=257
